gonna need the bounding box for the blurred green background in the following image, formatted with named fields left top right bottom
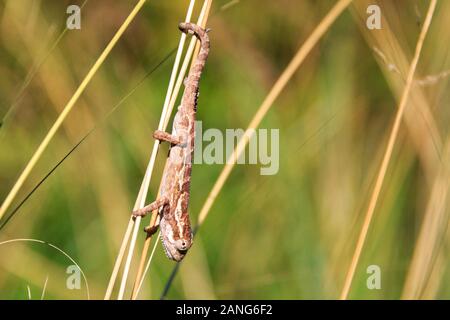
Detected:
left=0, top=0, right=449, bottom=299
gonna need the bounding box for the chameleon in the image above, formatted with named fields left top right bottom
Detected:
left=132, top=22, right=210, bottom=262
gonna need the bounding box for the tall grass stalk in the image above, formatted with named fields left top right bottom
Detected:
left=353, top=0, right=442, bottom=181
left=339, top=0, right=438, bottom=300
left=402, top=141, right=450, bottom=299
left=0, top=0, right=147, bottom=221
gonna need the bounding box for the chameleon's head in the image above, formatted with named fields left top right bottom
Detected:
left=159, top=216, right=193, bottom=262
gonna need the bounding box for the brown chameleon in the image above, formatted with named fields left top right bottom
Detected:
left=132, top=22, right=210, bottom=262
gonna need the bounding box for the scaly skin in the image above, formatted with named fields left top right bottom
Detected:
left=133, top=23, right=210, bottom=261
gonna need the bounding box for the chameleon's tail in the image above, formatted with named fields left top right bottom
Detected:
left=178, top=22, right=210, bottom=87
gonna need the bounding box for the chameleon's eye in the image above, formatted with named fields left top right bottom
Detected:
left=181, top=241, right=188, bottom=250
left=175, top=239, right=190, bottom=251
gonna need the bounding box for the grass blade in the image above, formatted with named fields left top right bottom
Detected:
left=339, top=0, right=438, bottom=300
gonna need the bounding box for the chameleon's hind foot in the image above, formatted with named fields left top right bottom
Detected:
left=144, top=225, right=158, bottom=235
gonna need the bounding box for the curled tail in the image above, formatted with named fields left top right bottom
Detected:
left=178, top=23, right=210, bottom=94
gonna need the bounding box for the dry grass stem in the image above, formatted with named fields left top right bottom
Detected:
left=340, top=0, right=438, bottom=300
left=401, top=141, right=450, bottom=299
left=353, top=0, right=442, bottom=181
left=0, top=0, right=147, bottom=221
left=134, top=232, right=160, bottom=298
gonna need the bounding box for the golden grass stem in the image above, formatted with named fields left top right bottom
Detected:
left=130, top=192, right=160, bottom=299
left=135, top=232, right=160, bottom=298
left=130, top=0, right=212, bottom=299
left=339, top=0, right=438, bottom=300
left=104, top=219, right=133, bottom=299
left=40, top=275, right=49, bottom=300
left=111, top=0, right=199, bottom=300
left=0, top=0, right=147, bottom=221
left=353, top=1, right=442, bottom=182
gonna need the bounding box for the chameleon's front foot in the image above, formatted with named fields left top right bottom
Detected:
left=132, top=197, right=168, bottom=218
left=153, top=130, right=182, bottom=145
